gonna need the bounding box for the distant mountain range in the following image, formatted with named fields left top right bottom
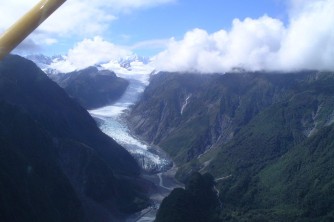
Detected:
left=25, top=54, right=152, bottom=75
left=25, top=54, right=65, bottom=74
left=25, top=54, right=154, bottom=110
left=127, top=71, right=334, bottom=221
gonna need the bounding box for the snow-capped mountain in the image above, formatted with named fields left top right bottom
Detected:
left=25, top=54, right=154, bottom=78
left=25, top=54, right=66, bottom=75
left=25, top=54, right=64, bottom=69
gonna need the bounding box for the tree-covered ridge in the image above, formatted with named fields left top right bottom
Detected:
left=128, top=71, right=311, bottom=164
left=129, top=71, right=334, bottom=221
left=155, top=172, right=221, bottom=222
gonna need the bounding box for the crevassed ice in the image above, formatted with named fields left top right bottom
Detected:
left=89, top=66, right=172, bottom=173
left=98, top=116, right=148, bottom=150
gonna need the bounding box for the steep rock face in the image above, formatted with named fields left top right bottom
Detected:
left=129, top=71, right=334, bottom=221
left=49, top=66, right=129, bottom=109
left=128, top=72, right=310, bottom=163
left=0, top=55, right=148, bottom=221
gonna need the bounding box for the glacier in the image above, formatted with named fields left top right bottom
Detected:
left=89, top=72, right=172, bottom=174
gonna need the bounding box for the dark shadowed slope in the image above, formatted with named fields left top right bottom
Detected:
left=0, top=101, right=83, bottom=222
left=0, top=55, right=149, bottom=221
left=0, top=55, right=138, bottom=175
left=49, top=66, right=129, bottom=109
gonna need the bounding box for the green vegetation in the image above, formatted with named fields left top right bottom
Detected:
left=155, top=172, right=221, bottom=222
left=207, top=72, right=334, bottom=221
left=129, top=72, right=310, bottom=165
left=131, top=71, right=334, bottom=221
left=258, top=125, right=334, bottom=221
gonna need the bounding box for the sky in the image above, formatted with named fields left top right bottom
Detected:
left=1, top=0, right=333, bottom=73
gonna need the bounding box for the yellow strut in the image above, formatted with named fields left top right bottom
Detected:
left=0, top=0, right=66, bottom=60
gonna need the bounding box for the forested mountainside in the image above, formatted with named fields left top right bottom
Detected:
left=128, top=71, right=312, bottom=163
left=49, top=66, right=129, bottom=109
left=155, top=172, right=221, bottom=222
left=128, top=71, right=334, bottom=221
left=0, top=55, right=149, bottom=222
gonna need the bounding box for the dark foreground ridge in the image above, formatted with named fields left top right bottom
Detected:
left=155, top=172, right=221, bottom=222
left=0, top=55, right=149, bottom=222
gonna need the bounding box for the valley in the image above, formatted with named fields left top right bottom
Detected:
left=126, top=71, right=334, bottom=221
left=1, top=54, right=334, bottom=222
left=1, top=0, right=333, bottom=221
left=87, top=70, right=182, bottom=221
left=0, top=56, right=151, bottom=222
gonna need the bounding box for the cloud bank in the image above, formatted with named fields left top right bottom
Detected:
left=49, top=36, right=155, bottom=81
left=9, top=0, right=332, bottom=73
left=50, top=36, right=133, bottom=72
left=153, top=0, right=334, bottom=72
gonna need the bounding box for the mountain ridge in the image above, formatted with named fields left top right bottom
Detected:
left=25, top=54, right=152, bottom=75
left=0, top=55, right=150, bottom=221
left=49, top=66, right=129, bottom=109
left=127, top=71, right=334, bottom=221
left=128, top=71, right=313, bottom=163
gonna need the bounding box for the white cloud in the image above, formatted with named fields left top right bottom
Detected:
left=49, top=36, right=155, bottom=82
left=0, top=0, right=175, bottom=52
left=40, top=0, right=119, bottom=37
left=44, top=38, right=58, bottom=46
left=50, top=36, right=133, bottom=72
left=0, top=2, right=33, bottom=30
left=4, top=0, right=332, bottom=72
left=153, top=0, right=334, bottom=72
left=102, top=59, right=155, bottom=83
left=48, top=36, right=155, bottom=79
left=0, top=0, right=175, bottom=34
left=152, top=16, right=286, bottom=72
left=277, top=0, right=334, bottom=70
